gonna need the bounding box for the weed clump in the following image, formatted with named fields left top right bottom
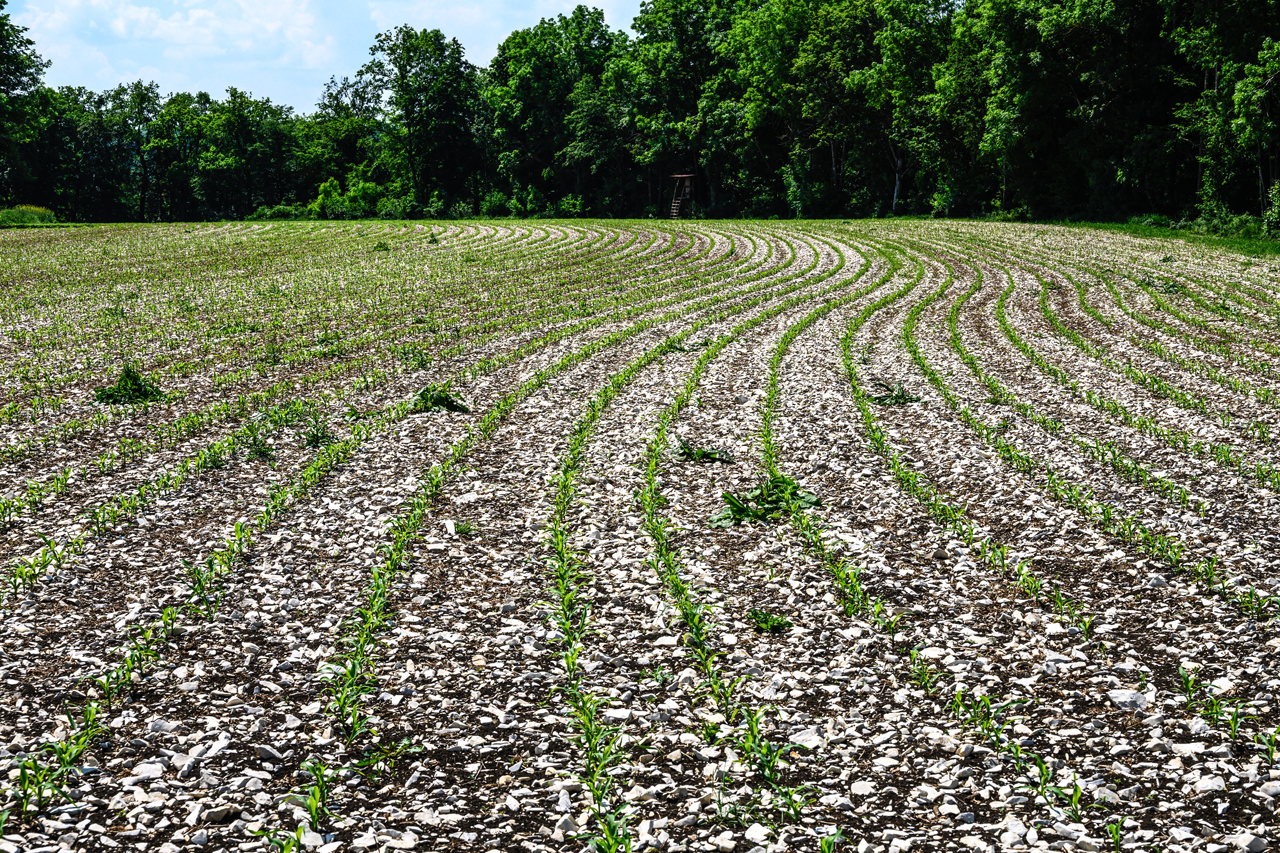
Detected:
left=677, top=436, right=735, bottom=464
left=747, top=608, right=793, bottom=633
left=408, top=382, right=470, bottom=414
left=709, top=473, right=819, bottom=527
left=95, top=363, right=164, bottom=405
left=868, top=380, right=920, bottom=405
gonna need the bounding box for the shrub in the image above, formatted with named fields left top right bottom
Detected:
left=555, top=195, right=584, bottom=218
left=308, top=178, right=381, bottom=220
left=0, top=205, right=56, bottom=226
left=1265, top=183, right=1280, bottom=236
left=422, top=191, right=446, bottom=219
left=376, top=195, right=413, bottom=220
left=480, top=190, right=510, bottom=218
left=246, top=204, right=311, bottom=221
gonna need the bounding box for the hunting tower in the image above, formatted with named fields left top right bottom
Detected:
left=669, top=174, right=694, bottom=218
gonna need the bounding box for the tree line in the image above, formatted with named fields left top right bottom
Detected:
left=1, top=0, right=1279, bottom=223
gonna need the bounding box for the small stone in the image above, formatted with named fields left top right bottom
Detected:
left=745, top=824, right=770, bottom=844
left=791, top=728, right=824, bottom=749
left=1108, top=689, right=1148, bottom=711
left=254, top=744, right=284, bottom=762
left=203, top=805, right=236, bottom=823
left=190, top=829, right=208, bottom=847
left=1195, top=775, right=1226, bottom=793
left=714, top=831, right=737, bottom=852
left=1226, top=833, right=1267, bottom=852
left=387, top=834, right=418, bottom=850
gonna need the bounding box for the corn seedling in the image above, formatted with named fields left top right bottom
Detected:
left=908, top=648, right=942, bottom=693
left=300, top=408, right=337, bottom=447
left=1256, top=727, right=1280, bottom=763
left=1178, top=665, right=1201, bottom=709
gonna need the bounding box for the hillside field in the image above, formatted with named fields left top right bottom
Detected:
left=1, top=221, right=1279, bottom=853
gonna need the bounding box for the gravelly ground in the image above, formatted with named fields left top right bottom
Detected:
left=2, top=221, right=1279, bottom=853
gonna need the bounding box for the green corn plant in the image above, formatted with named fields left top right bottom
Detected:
left=1200, top=696, right=1226, bottom=726
left=739, top=706, right=796, bottom=784
left=181, top=558, right=222, bottom=619
left=242, top=422, right=275, bottom=461
left=820, top=829, right=846, bottom=853
left=1256, top=727, right=1280, bottom=763
left=771, top=783, right=815, bottom=823
left=252, top=826, right=306, bottom=853
left=12, top=755, right=64, bottom=817
left=1055, top=775, right=1102, bottom=823
left=1050, top=584, right=1070, bottom=616
left=300, top=408, right=336, bottom=447
left=1178, top=665, right=1201, bottom=709
left=908, top=649, right=942, bottom=693
left=1020, top=754, right=1055, bottom=804
left=1105, top=820, right=1123, bottom=853
left=1226, top=701, right=1257, bottom=740
left=1015, top=561, right=1042, bottom=601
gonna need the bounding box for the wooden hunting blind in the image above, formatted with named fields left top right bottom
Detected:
left=670, top=174, right=694, bottom=218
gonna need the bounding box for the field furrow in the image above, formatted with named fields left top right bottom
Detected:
left=2, top=221, right=1277, bottom=853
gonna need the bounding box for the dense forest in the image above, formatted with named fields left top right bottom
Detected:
left=1, top=0, right=1279, bottom=223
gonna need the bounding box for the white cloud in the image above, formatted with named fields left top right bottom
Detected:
left=14, top=0, right=642, bottom=109
left=367, top=0, right=640, bottom=65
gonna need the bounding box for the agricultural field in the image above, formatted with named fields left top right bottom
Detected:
left=1, top=220, right=1278, bottom=853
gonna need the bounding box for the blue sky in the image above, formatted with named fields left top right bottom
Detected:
left=15, top=0, right=642, bottom=112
